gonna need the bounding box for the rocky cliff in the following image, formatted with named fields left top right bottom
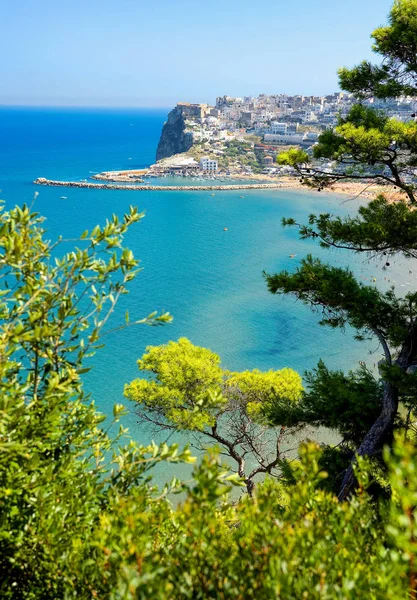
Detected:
left=156, top=106, right=194, bottom=161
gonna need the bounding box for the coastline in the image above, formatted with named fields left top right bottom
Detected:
left=33, top=175, right=408, bottom=202
left=224, top=173, right=408, bottom=202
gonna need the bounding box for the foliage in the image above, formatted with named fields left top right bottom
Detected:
left=270, top=0, right=417, bottom=500
left=138, top=438, right=417, bottom=599
left=265, top=254, right=417, bottom=347
left=264, top=359, right=382, bottom=446
left=339, top=0, right=417, bottom=99
left=3, top=201, right=417, bottom=597
left=277, top=147, right=309, bottom=167
left=125, top=338, right=225, bottom=430
left=226, top=367, right=303, bottom=421
left=282, top=194, right=417, bottom=258
left=0, top=200, right=189, bottom=599
left=301, top=361, right=382, bottom=444
left=16, top=432, right=417, bottom=599
left=280, top=102, right=417, bottom=201
left=125, top=338, right=303, bottom=493
left=217, top=139, right=264, bottom=172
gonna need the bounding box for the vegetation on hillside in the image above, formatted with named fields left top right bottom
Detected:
left=187, top=138, right=265, bottom=172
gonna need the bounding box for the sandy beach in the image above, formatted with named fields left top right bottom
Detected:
left=91, top=168, right=408, bottom=203
left=227, top=174, right=409, bottom=203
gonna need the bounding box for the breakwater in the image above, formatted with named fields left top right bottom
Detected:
left=33, top=177, right=287, bottom=192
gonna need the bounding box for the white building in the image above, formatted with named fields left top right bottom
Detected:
left=205, top=116, right=219, bottom=127
left=270, top=122, right=288, bottom=134
left=200, top=157, right=218, bottom=172
left=303, top=111, right=318, bottom=122
left=222, top=106, right=241, bottom=120
left=264, top=133, right=304, bottom=144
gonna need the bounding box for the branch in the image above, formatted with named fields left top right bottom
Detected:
left=373, top=329, right=392, bottom=365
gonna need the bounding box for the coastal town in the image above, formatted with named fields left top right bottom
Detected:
left=33, top=91, right=417, bottom=201
left=91, top=92, right=417, bottom=185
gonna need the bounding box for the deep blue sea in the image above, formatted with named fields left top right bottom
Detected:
left=0, top=106, right=394, bottom=469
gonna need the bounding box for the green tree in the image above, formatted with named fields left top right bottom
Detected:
left=0, top=200, right=194, bottom=598
left=125, top=337, right=303, bottom=495
left=339, top=0, right=417, bottom=99
left=272, top=0, right=417, bottom=500
left=278, top=103, right=417, bottom=202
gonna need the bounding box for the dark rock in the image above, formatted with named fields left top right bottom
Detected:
left=156, top=107, right=194, bottom=161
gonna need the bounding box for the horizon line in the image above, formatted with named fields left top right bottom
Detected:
left=0, top=103, right=173, bottom=110
left=0, top=91, right=347, bottom=111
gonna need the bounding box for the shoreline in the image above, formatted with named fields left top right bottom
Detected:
left=90, top=167, right=409, bottom=202
left=33, top=176, right=407, bottom=202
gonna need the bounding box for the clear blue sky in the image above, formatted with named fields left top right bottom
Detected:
left=0, top=0, right=394, bottom=107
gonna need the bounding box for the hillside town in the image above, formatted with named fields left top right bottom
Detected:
left=150, top=92, right=417, bottom=178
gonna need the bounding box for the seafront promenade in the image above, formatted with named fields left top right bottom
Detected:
left=33, top=177, right=287, bottom=192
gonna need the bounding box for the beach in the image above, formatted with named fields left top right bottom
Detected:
left=34, top=174, right=409, bottom=204
left=84, top=167, right=410, bottom=203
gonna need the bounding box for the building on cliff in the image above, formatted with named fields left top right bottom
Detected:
left=177, top=102, right=211, bottom=119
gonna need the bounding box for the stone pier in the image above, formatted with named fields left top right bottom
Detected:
left=33, top=177, right=287, bottom=192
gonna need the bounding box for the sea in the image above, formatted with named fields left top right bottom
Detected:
left=0, top=106, right=406, bottom=480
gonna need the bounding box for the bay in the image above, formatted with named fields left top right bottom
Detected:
left=0, top=106, right=394, bottom=470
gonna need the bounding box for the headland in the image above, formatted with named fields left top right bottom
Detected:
left=33, top=94, right=412, bottom=203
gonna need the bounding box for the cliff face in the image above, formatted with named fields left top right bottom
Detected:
left=156, top=107, right=194, bottom=161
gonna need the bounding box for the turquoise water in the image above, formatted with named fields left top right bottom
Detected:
left=0, top=107, right=387, bottom=451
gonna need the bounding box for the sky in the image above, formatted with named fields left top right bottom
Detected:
left=0, top=0, right=394, bottom=107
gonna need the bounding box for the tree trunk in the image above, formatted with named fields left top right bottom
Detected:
left=245, top=478, right=255, bottom=497
left=338, top=381, right=397, bottom=501
left=338, top=324, right=417, bottom=501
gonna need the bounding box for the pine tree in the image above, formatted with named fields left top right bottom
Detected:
left=268, top=0, right=417, bottom=500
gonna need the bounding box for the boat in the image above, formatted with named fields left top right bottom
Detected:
left=223, top=228, right=228, bottom=231
left=289, top=254, right=296, bottom=258
left=60, top=196, right=67, bottom=200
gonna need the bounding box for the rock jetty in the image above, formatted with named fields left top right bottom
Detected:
left=33, top=177, right=286, bottom=192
